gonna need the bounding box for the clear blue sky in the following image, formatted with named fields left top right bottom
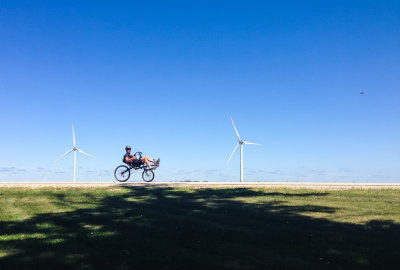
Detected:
left=1, top=0, right=399, bottom=182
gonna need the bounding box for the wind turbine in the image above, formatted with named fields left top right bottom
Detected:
left=227, top=117, right=261, bottom=182
left=55, top=125, right=94, bottom=182
left=98, top=171, right=102, bottom=183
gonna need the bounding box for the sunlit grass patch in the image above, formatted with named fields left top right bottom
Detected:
left=0, top=249, right=19, bottom=258
left=0, top=233, right=47, bottom=240
left=82, top=224, right=104, bottom=231
left=43, top=238, right=65, bottom=244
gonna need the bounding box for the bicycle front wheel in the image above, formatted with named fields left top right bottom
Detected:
left=142, top=169, right=154, bottom=182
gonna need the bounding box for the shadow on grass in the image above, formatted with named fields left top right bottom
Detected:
left=0, top=187, right=399, bottom=269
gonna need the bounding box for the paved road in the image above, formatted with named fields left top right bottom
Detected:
left=0, top=182, right=399, bottom=190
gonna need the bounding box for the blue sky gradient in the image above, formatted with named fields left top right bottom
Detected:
left=1, top=0, right=399, bottom=182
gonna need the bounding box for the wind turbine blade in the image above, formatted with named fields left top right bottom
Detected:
left=72, top=124, right=76, bottom=147
left=55, top=149, right=73, bottom=162
left=227, top=143, right=239, bottom=164
left=243, top=141, right=261, bottom=146
left=77, top=149, right=95, bottom=158
left=231, top=117, right=240, bottom=141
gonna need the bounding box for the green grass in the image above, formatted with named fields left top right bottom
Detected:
left=0, top=187, right=399, bottom=269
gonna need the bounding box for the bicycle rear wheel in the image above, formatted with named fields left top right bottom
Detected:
left=114, top=165, right=131, bottom=182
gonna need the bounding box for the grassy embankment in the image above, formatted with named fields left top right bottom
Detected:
left=0, top=187, right=399, bottom=269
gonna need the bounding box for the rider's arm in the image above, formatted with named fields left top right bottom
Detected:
left=125, top=156, right=136, bottom=163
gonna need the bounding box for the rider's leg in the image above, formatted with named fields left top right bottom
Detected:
left=143, top=156, right=155, bottom=163
left=141, top=157, right=153, bottom=168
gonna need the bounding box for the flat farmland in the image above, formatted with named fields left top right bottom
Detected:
left=0, top=185, right=399, bottom=269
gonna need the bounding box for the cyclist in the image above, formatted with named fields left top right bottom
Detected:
left=124, top=146, right=159, bottom=170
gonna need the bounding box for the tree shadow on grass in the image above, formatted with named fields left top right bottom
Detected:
left=0, top=187, right=399, bottom=270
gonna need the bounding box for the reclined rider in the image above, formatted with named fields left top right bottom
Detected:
left=124, top=145, right=159, bottom=170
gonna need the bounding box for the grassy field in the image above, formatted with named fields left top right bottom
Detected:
left=0, top=186, right=399, bottom=269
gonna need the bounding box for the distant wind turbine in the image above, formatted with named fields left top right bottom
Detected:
left=55, top=125, right=94, bottom=182
left=227, top=117, right=261, bottom=182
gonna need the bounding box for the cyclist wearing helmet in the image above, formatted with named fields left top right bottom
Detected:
left=124, top=146, right=159, bottom=169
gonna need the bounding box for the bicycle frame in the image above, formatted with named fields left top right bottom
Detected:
left=127, top=163, right=149, bottom=172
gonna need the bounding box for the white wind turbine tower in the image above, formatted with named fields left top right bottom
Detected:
left=55, top=125, right=94, bottom=182
left=227, top=117, right=261, bottom=182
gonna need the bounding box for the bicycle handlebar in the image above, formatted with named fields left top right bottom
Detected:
left=134, top=152, right=143, bottom=158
